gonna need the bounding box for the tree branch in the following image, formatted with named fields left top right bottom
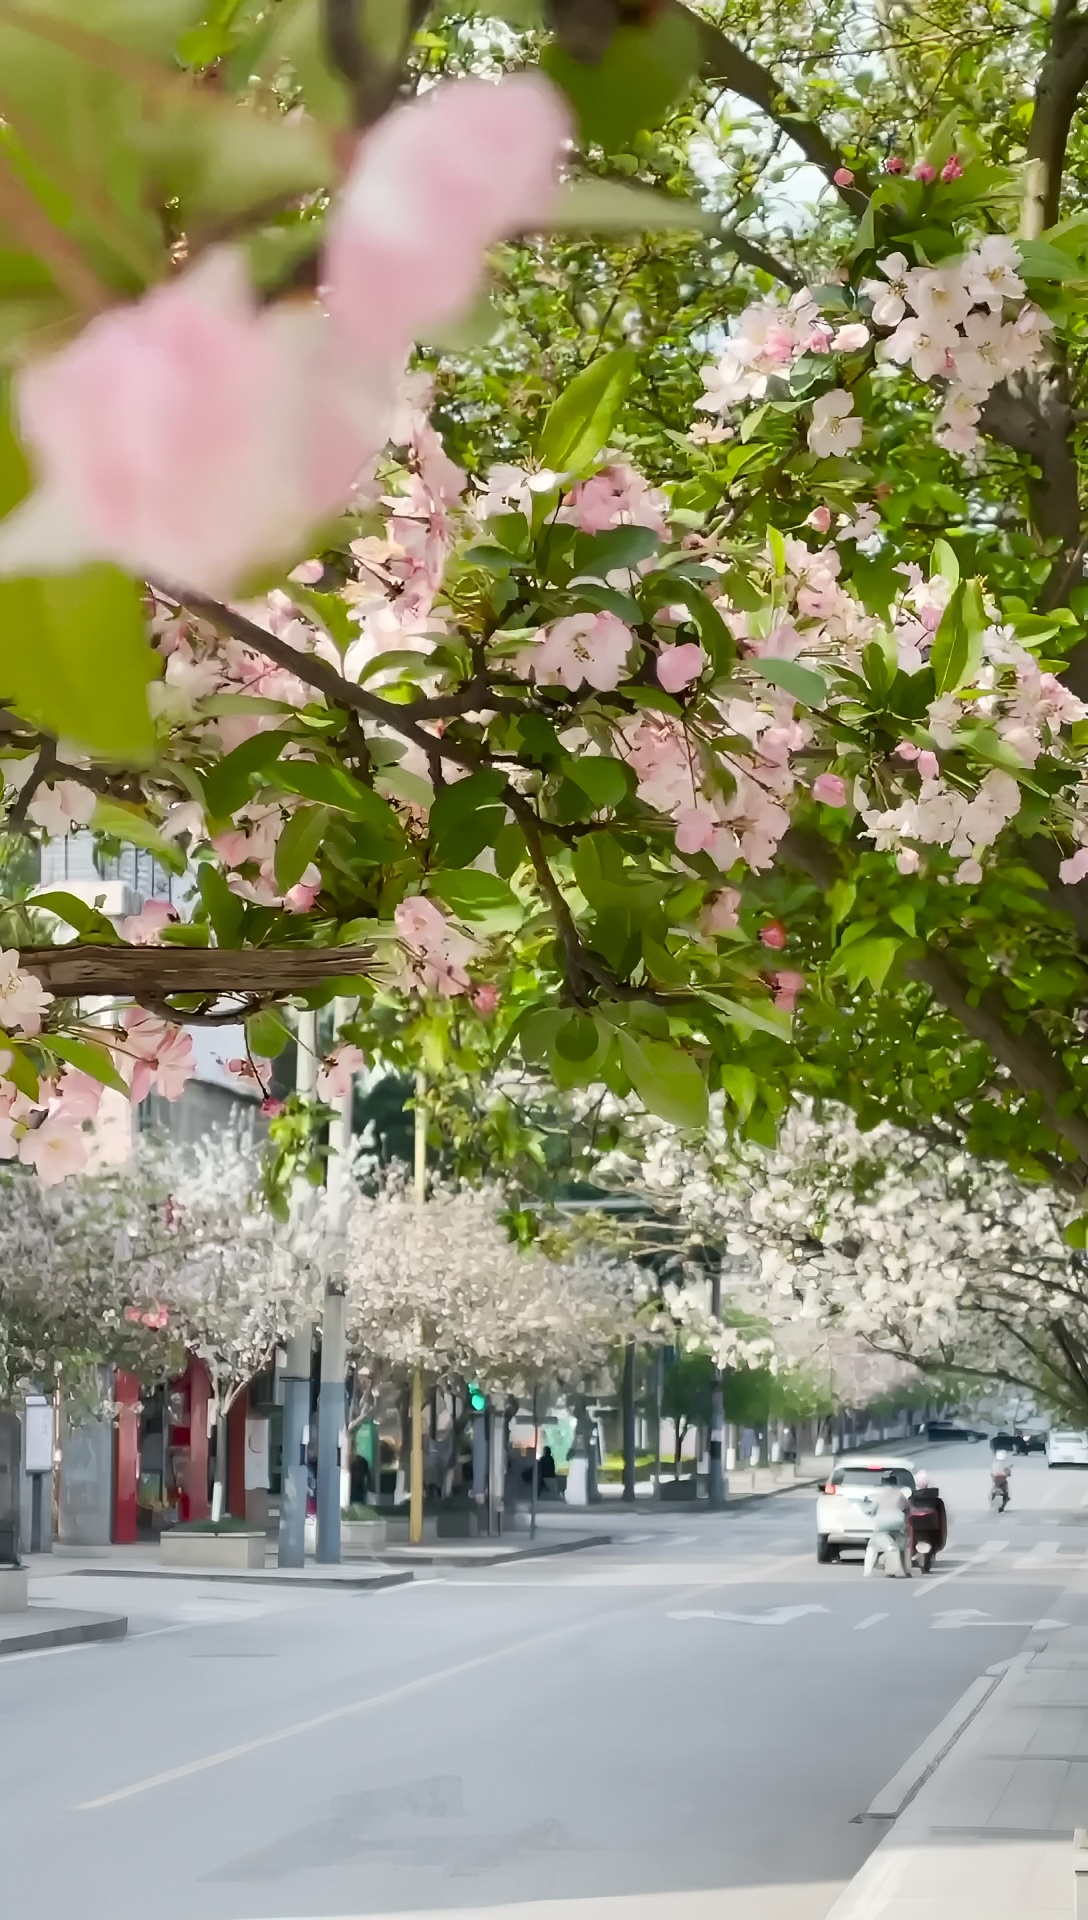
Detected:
left=17, top=943, right=374, bottom=998
left=675, top=2, right=870, bottom=203
left=718, top=223, right=802, bottom=289
left=1023, top=0, right=1088, bottom=238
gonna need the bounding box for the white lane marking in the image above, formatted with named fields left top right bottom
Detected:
left=865, top=1673, right=1001, bottom=1818
left=0, top=1640, right=99, bottom=1666
left=932, top=1608, right=1067, bottom=1631
left=77, top=1580, right=693, bottom=1811
left=914, top=1539, right=1007, bottom=1596
left=855, top=1612, right=888, bottom=1630
left=667, top=1604, right=830, bottom=1626
left=1013, top=1540, right=1063, bottom=1570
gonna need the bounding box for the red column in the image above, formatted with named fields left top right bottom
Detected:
left=112, top=1370, right=140, bottom=1544
left=177, top=1357, right=211, bottom=1523
left=226, top=1386, right=249, bottom=1518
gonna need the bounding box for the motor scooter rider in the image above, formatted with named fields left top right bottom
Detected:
left=863, top=1469, right=912, bottom=1577
left=990, top=1450, right=1012, bottom=1510
left=908, top=1469, right=947, bottom=1571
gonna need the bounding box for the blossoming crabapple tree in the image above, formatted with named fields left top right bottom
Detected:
left=4, top=0, right=1088, bottom=1203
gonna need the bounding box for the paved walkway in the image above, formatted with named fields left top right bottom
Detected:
left=0, top=1604, right=126, bottom=1656
left=829, top=1614, right=1088, bottom=1918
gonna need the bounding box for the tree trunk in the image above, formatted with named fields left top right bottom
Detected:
left=210, top=1406, right=227, bottom=1522
left=17, top=942, right=374, bottom=1002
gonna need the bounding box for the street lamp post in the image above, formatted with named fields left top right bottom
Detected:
left=708, top=1264, right=726, bottom=1507
left=409, top=1071, right=426, bottom=1548
left=278, top=1009, right=316, bottom=1569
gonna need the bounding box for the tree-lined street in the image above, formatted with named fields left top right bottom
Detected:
left=5, top=1447, right=1084, bottom=1920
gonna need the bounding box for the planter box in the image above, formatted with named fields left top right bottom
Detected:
left=160, top=1530, right=265, bottom=1570
left=382, top=1514, right=438, bottom=1544
left=660, top=1478, right=698, bottom=1502
left=0, top=1566, right=28, bottom=1612
left=340, top=1518, right=387, bottom=1553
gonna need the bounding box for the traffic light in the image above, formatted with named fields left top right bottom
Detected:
left=468, top=1382, right=487, bottom=1413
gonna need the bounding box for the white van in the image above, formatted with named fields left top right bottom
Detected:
left=1046, top=1428, right=1088, bottom=1467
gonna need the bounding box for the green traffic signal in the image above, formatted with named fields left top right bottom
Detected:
left=468, top=1382, right=487, bottom=1412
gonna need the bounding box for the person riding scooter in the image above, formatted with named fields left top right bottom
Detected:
left=908, top=1469, right=947, bottom=1572
left=862, top=1470, right=912, bottom=1577
left=990, top=1451, right=1012, bottom=1511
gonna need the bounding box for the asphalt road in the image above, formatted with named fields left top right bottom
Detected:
left=5, top=1444, right=1088, bottom=1920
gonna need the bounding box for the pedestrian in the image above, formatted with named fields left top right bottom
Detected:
left=863, top=1469, right=911, bottom=1577
left=538, top=1444, right=557, bottom=1494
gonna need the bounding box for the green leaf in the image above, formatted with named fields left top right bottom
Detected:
left=31, top=890, right=120, bottom=942
left=0, top=565, right=156, bottom=761
left=830, top=935, right=899, bottom=992
left=537, top=349, right=636, bottom=477
left=427, top=868, right=522, bottom=929
left=616, top=1030, right=708, bottom=1129
left=931, top=539, right=960, bottom=589
left=197, top=863, right=244, bottom=947
left=563, top=755, right=631, bottom=814
left=90, top=799, right=186, bottom=874
left=45, top=1033, right=128, bottom=1095
left=549, top=178, right=709, bottom=234
left=1065, top=1214, right=1088, bottom=1249
left=704, top=994, right=792, bottom=1042
left=1017, top=238, right=1088, bottom=283
left=720, top=1063, right=758, bottom=1122
left=274, top=804, right=330, bottom=894
left=572, top=524, right=660, bottom=577
left=542, top=10, right=700, bottom=151
left=275, top=762, right=404, bottom=849
left=930, top=577, right=986, bottom=696
left=429, top=770, right=507, bottom=867
left=246, top=1007, right=291, bottom=1059
left=203, top=728, right=295, bottom=822
left=749, top=657, right=829, bottom=706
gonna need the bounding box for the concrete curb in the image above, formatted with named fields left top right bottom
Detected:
left=377, top=1531, right=611, bottom=1567
left=0, top=1610, right=127, bottom=1657
left=74, top=1566, right=413, bottom=1592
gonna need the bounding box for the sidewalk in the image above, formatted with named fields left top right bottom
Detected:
left=0, top=1603, right=127, bottom=1656
left=828, top=1613, right=1088, bottom=1918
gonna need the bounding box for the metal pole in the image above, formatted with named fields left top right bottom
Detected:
left=529, top=1379, right=538, bottom=1541
left=472, top=1411, right=487, bottom=1511
left=653, top=1348, right=663, bottom=1501
left=316, top=998, right=354, bottom=1566
left=708, top=1264, right=726, bottom=1507
left=410, top=1073, right=426, bottom=1547
left=279, top=1008, right=317, bottom=1568
left=622, top=1339, right=637, bottom=1503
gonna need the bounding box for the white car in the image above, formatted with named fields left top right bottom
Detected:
left=816, top=1454, right=916, bottom=1563
left=1046, top=1427, right=1088, bottom=1468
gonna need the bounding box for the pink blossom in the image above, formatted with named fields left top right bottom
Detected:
left=1060, top=847, right=1088, bottom=886
left=261, top=1097, right=286, bottom=1117
left=123, top=1010, right=196, bottom=1103
left=394, top=895, right=477, bottom=997
left=52, top=1068, right=103, bottom=1124
left=812, top=773, right=847, bottom=806
left=917, top=750, right=940, bottom=780
left=121, top=899, right=177, bottom=945
left=472, top=983, right=500, bottom=1016
left=885, top=156, right=905, bottom=174
left=833, top=167, right=855, bottom=188
left=807, top=389, right=863, bottom=459
left=0, top=950, right=51, bottom=1037
left=563, top=463, right=668, bottom=539
left=772, top=968, right=806, bottom=1012
left=896, top=848, right=921, bottom=874
left=914, top=162, right=937, bottom=184
left=0, top=251, right=389, bottom=597
left=956, top=858, right=983, bottom=885
left=284, top=864, right=322, bottom=914
left=225, top=1056, right=262, bottom=1084
left=325, top=75, right=569, bottom=368
left=896, top=740, right=920, bottom=761
left=760, top=919, right=788, bottom=950
left=316, top=1043, right=367, bottom=1100
left=941, top=154, right=964, bottom=182
left=806, top=506, right=833, bottom=534
left=18, top=1117, right=89, bottom=1184
left=123, top=1305, right=143, bottom=1325
left=833, top=322, right=870, bottom=353
left=657, top=643, right=705, bottom=695
left=524, top=611, right=633, bottom=693
left=27, top=780, right=97, bottom=837
left=675, top=807, right=720, bottom=855
left=700, top=888, right=742, bottom=934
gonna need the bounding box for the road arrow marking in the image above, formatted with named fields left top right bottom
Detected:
left=855, top=1612, right=889, bottom=1630
left=668, top=1605, right=831, bottom=1626
left=932, top=1609, right=1068, bottom=1630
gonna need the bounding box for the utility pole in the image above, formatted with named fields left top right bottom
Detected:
left=621, top=1339, right=637, bottom=1503
left=278, top=1008, right=316, bottom=1569
left=316, top=997, right=354, bottom=1565
left=708, top=1263, right=726, bottom=1507
left=409, top=1070, right=426, bottom=1547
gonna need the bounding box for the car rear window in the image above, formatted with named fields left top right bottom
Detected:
left=832, top=1467, right=913, bottom=1488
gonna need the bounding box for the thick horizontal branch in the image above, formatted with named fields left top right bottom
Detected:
left=18, top=944, right=374, bottom=997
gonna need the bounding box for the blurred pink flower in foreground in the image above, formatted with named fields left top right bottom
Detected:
left=122, top=898, right=177, bottom=944
left=812, top=772, right=847, bottom=806
left=326, top=74, right=569, bottom=366
left=657, top=643, right=705, bottom=694
left=0, top=76, right=569, bottom=597
left=123, top=1010, right=196, bottom=1102
left=772, top=968, right=806, bottom=1012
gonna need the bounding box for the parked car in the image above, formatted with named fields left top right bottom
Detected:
left=1046, top=1427, right=1088, bottom=1468
left=1018, top=1427, right=1048, bottom=1454
left=926, top=1421, right=987, bottom=1442
left=990, top=1430, right=1026, bottom=1456
left=816, top=1456, right=916, bottom=1563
